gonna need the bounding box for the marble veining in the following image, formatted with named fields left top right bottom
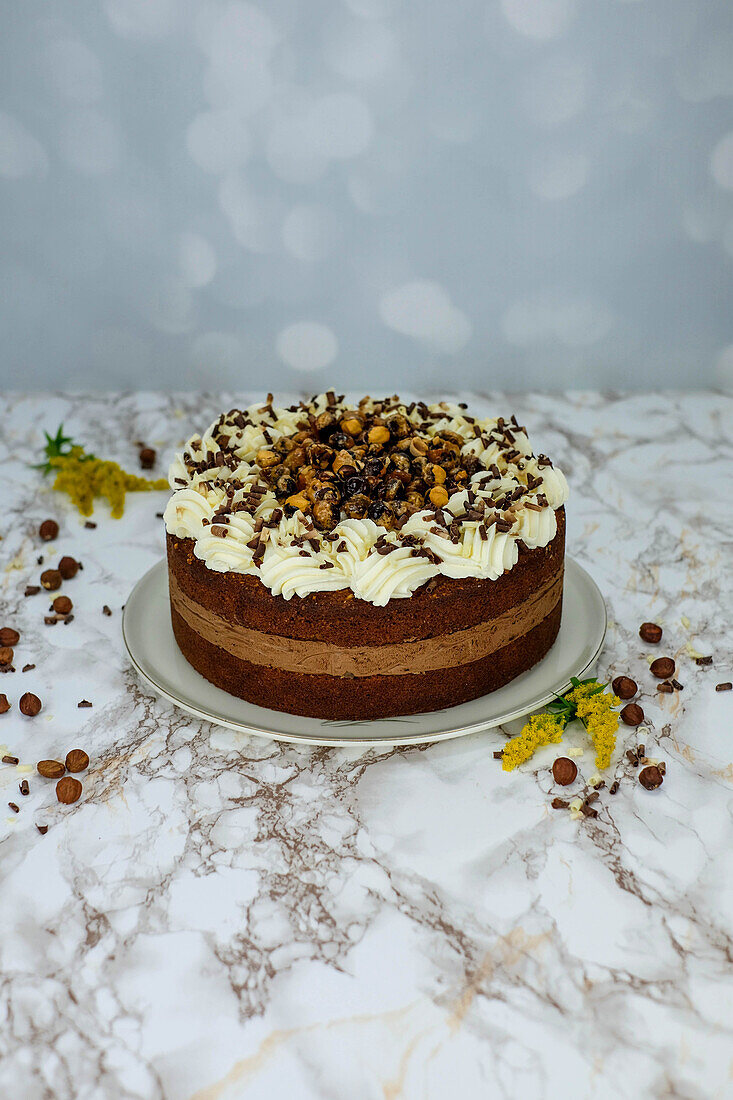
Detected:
left=0, top=391, right=732, bottom=1100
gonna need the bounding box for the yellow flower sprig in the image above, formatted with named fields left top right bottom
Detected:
left=501, top=677, right=621, bottom=772
left=36, top=425, right=168, bottom=518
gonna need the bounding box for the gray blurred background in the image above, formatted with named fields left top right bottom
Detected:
left=1, top=0, right=732, bottom=392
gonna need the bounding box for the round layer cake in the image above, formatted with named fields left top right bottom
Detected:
left=163, top=393, right=569, bottom=719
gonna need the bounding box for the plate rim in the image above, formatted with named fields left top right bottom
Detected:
left=122, top=557, right=607, bottom=748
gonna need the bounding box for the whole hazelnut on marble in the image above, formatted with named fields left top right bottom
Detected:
left=650, top=657, right=675, bottom=680
left=639, top=765, right=664, bottom=791
left=639, top=622, right=662, bottom=644
left=612, top=676, right=637, bottom=700
left=65, top=749, right=89, bottom=773
left=552, top=757, right=578, bottom=786
left=58, top=556, right=79, bottom=580
left=19, top=692, right=42, bottom=717
left=56, top=777, right=82, bottom=804
left=39, top=519, right=59, bottom=541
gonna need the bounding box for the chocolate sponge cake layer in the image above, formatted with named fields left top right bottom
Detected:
left=166, top=508, right=564, bottom=719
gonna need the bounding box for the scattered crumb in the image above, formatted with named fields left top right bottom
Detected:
left=680, top=615, right=690, bottom=629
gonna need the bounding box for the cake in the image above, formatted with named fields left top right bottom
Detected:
left=164, top=393, right=569, bottom=720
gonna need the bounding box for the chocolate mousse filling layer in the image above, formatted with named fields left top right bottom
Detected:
left=169, top=569, right=563, bottom=678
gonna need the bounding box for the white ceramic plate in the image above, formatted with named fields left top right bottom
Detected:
left=122, top=557, right=606, bottom=747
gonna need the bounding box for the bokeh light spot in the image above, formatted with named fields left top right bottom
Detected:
left=0, top=112, right=48, bottom=179
left=380, top=280, right=472, bottom=354
left=276, top=322, right=338, bottom=371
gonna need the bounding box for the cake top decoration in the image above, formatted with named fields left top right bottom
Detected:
left=164, top=393, right=569, bottom=605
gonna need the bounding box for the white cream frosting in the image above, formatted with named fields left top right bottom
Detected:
left=163, top=395, right=569, bottom=606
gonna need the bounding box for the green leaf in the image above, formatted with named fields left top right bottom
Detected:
left=32, top=423, right=94, bottom=475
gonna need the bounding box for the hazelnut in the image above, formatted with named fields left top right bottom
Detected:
left=329, top=431, right=352, bottom=451
left=37, top=759, right=65, bottom=779
left=56, top=776, right=82, bottom=804
left=65, top=748, right=89, bottom=773
left=364, top=456, right=387, bottom=481
left=256, top=448, right=280, bottom=470
left=58, top=556, right=79, bottom=580
left=0, top=647, right=14, bottom=666
left=639, top=765, right=664, bottom=791
left=345, top=475, right=367, bottom=497
left=425, top=463, right=447, bottom=487
left=341, top=417, right=363, bottom=436
left=552, top=757, right=578, bottom=786
left=620, top=702, right=644, bottom=726
left=0, top=694, right=10, bottom=714
left=367, top=425, right=391, bottom=446
left=409, top=437, right=428, bottom=457
left=332, top=451, right=356, bottom=477
left=39, top=519, right=59, bottom=541
left=284, top=446, right=308, bottom=470
left=19, top=692, right=42, bottom=717
left=639, top=622, right=662, bottom=644
left=392, top=500, right=413, bottom=522
left=342, top=494, right=370, bottom=520
left=307, top=480, right=339, bottom=505
left=284, top=493, right=310, bottom=515
left=52, top=596, right=73, bottom=615
left=611, top=675, right=637, bottom=700
left=314, top=411, right=337, bottom=435
left=0, top=628, right=20, bottom=647
left=385, top=414, right=411, bottom=440
left=40, top=569, right=62, bottom=591
left=368, top=501, right=395, bottom=529
left=296, top=464, right=318, bottom=489
left=274, top=473, right=296, bottom=497
left=428, top=485, right=450, bottom=508
left=389, top=453, right=412, bottom=482
left=650, top=657, right=675, bottom=680
left=438, top=429, right=464, bottom=447
left=139, top=447, right=156, bottom=469
left=309, top=443, right=334, bottom=470
left=313, top=500, right=339, bottom=531
left=382, top=478, right=404, bottom=501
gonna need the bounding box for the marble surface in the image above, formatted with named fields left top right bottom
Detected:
left=1, top=391, right=732, bottom=1100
